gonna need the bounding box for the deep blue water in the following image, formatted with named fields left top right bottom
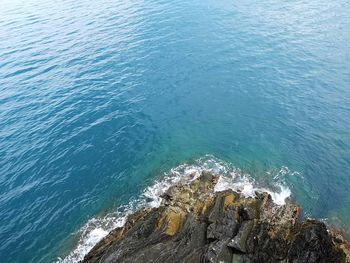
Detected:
left=1, top=0, right=350, bottom=262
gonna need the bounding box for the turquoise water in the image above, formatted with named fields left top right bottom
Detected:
left=1, top=0, right=350, bottom=262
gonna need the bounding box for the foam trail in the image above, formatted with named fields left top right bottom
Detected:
left=57, top=155, right=295, bottom=263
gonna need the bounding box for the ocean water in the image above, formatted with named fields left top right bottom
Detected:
left=0, top=0, right=349, bottom=262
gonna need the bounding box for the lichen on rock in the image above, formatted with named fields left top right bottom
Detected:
left=82, top=172, right=350, bottom=263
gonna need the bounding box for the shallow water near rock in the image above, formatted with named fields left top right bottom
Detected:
left=0, top=0, right=350, bottom=262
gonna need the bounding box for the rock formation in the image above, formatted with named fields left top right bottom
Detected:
left=82, top=172, right=350, bottom=263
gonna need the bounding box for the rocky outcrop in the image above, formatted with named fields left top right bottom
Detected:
left=82, top=172, right=350, bottom=263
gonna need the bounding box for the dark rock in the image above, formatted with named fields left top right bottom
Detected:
left=288, top=220, right=347, bottom=263
left=228, top=220, right=254, bottom=253
left=82, top=172, right=350, bottom=263
left=205, top=239, right=232, bottom=263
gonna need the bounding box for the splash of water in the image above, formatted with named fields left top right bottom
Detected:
left=57, top=155, right=296, bottom=263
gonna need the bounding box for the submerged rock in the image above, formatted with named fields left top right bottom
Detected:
left=82, top=172, right=350, bottom=263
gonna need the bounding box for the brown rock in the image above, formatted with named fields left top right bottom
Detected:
left=81, top=172, right=349, bottom=263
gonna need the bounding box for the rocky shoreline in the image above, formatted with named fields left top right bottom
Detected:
left=82, top=172, right=350, bottom=263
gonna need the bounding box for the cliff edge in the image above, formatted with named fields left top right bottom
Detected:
left=82, top=172, right=350, bottom=263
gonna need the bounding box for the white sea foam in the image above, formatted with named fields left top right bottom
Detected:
left=56, top=215, right=127, bottom=263
left=266, top=185, right=292, bottom=206
left=212, top=162, right=291, bottom=205
left=56, top=155, right=296, bottom=263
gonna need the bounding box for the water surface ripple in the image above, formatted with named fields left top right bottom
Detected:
left=0, top=0, right=349, bottom=262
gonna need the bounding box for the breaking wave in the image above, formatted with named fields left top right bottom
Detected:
left=56, top=155, right=299, bottom=263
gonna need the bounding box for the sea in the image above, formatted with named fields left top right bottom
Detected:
left=0, top=0, right=349, bottom=262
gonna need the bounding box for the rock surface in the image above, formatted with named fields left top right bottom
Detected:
left=82, top=172, right=350, bottom=263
